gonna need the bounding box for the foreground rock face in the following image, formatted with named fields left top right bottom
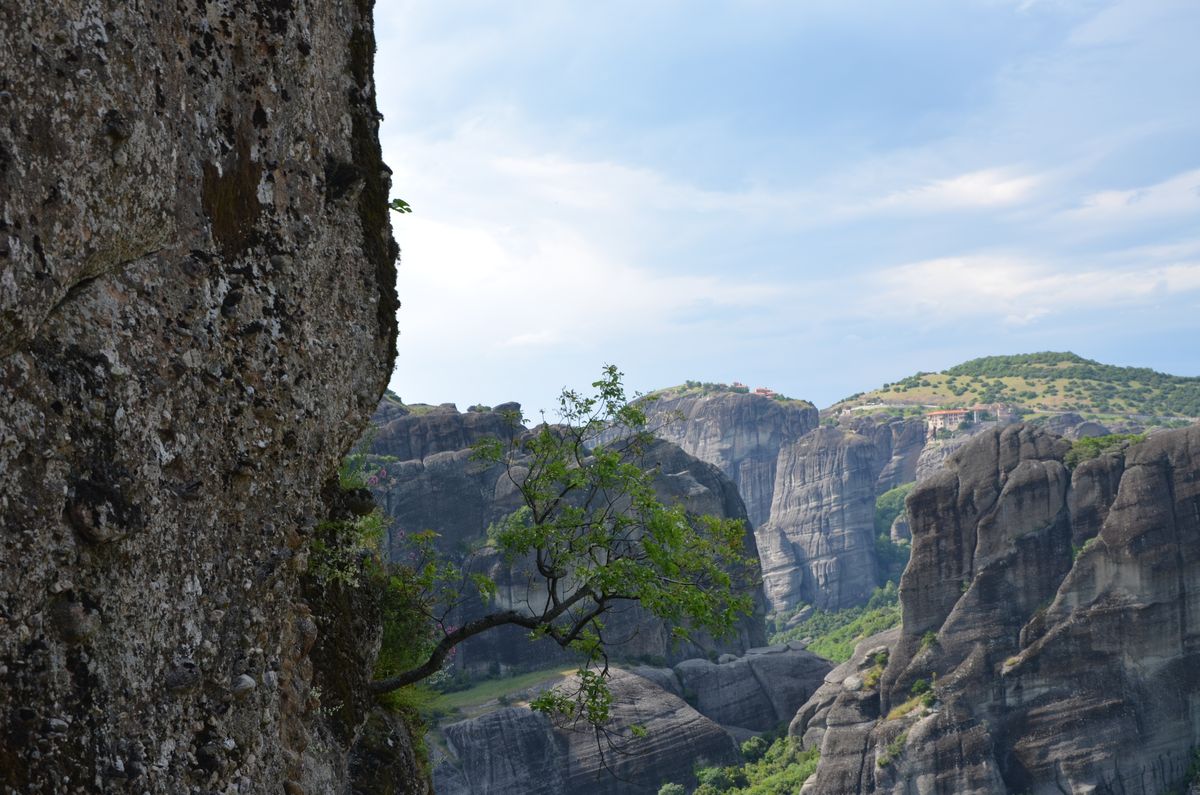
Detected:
left=0, top=2, right=408, bottom=792
left=793, top=424, right=1200, bottom=795
left=435, top=653, right=825, bottom=795
left=365, top=402, right=766, bottom=671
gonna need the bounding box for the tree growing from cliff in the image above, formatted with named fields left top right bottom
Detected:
left=368, top=366, right=757, bottom=725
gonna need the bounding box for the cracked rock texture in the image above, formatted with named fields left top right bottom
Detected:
left=434, top=668, right=742, bottom=795
left=842, top=415, right=927, bottom=496
left=666, top=642, right=831, bottom=734
left=0, top=1, right=411, bottom=793
left=792, top=423, right=1200, bottom=795
left=364, top=401, right=766, bottom=672
left=430, top=644, right=828, bottom=794
left=758, top=427, right=882, bottom=611
left=642, top=389, right=819, bottom=528
left=644, top=392, right=928, bottom=612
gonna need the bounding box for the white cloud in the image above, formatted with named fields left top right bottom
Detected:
left=866, top=168, right=1041, bottom=213
left=1062, top=168, right=1200, bottom=224
left=395, top=215, right=780, bottom=354
left=864, top=255, right=1200, bottom=327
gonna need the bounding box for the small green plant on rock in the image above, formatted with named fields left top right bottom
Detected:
left=1072, top=536, right=1100, bottom=560
left=877, top=731, right=908, bottom=767
left=308, top=509, right=387, bottom=588
left=1064, top=434, right=1145, bottom=470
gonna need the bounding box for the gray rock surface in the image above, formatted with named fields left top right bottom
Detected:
left=1066, top=419, right=1110, bottom=439
left=370, top=400, right=518, bottom=461
left=671, top=643, right=831, bottom=732
left=1040, top=411, right=1088, bottom=436
left=758, top=427, right=881, bottom=611
left=438, top=707, right=566, bottom=795
left=792, top=424, right=1200, bottom=795
left=0, top=2, right=415, bottom=793
left=843, top=415, right=927, bottom=496
left=1038, top=412, right=1111, bottom=440
left=912, top=421, right=997, bottom=482
left=642, top=389, right=819, bottom=527
left=436, top=668, right=740, bottom=795
left=646, top=392, right=922, bottom=613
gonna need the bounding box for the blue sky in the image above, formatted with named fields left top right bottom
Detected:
left=374, top=0, right=1200, bottom=414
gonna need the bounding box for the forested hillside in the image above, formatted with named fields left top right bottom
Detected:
left=831, top=352, right=1200, bottom=420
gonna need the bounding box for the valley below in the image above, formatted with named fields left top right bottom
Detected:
left=360, top=354, right=1200, bottom=794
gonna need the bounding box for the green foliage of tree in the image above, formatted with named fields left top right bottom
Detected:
left=943, top=353, right=1200, bottom=417
left=1064, top=433, right=1146, bottom=470
left=873, top=483, right=913, bottom=585
left=740, top=736, right=769, bottom=762
left=693, top=737, right=820, bottom=794
left=874, top=483, right=915, bottom=535
left=837, top=351, right=1200, bottom=419
left=657, top=784, right=688, bottom=795
left=369, top=367, right=757, bottom=730
left=874, top=533, right=910, bottom=587
left=771, top=583, right=901, bottom=663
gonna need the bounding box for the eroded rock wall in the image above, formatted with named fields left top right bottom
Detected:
left=759, top=427, right=881, bottom=611
left=842, top=415, right=927, bottom=496
left=642, top=390, right=819, bottom=528
left=1, top=2, right=405, bottom=792
left=435, top=668, right=743, bottom=795
left=645, top=393, right=924, bottom=613
left=793, top=424, right=1200, bottom=795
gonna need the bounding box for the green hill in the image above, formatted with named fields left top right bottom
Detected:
left=830, top=352, right=1200, bottom=421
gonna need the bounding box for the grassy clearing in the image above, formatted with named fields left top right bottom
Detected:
left=430, top=666, right=577, bottom=718
left=885, top=695, right=927, bottom=721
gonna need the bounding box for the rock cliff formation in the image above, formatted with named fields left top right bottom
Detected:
left=434, top=646, right=830, bottom=795
left=0, top=2, right=409, bottom=793
left=842, top=415, right=927, bottom=496
left=792, top=423, right=1200, bottom=795
left=435, top=669, right=739, bottom=795
left=644, top=391, right=926, bottom=613
left=665, top=643, right=831, bottom=735
left=364, top=402, right=766, bottom=671
left=758, top=427, right=881, bottom=611
left=643, top=389, right=819, bottom=527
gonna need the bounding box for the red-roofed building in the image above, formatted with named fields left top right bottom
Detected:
left=926, top=408, right=969, bottom=434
